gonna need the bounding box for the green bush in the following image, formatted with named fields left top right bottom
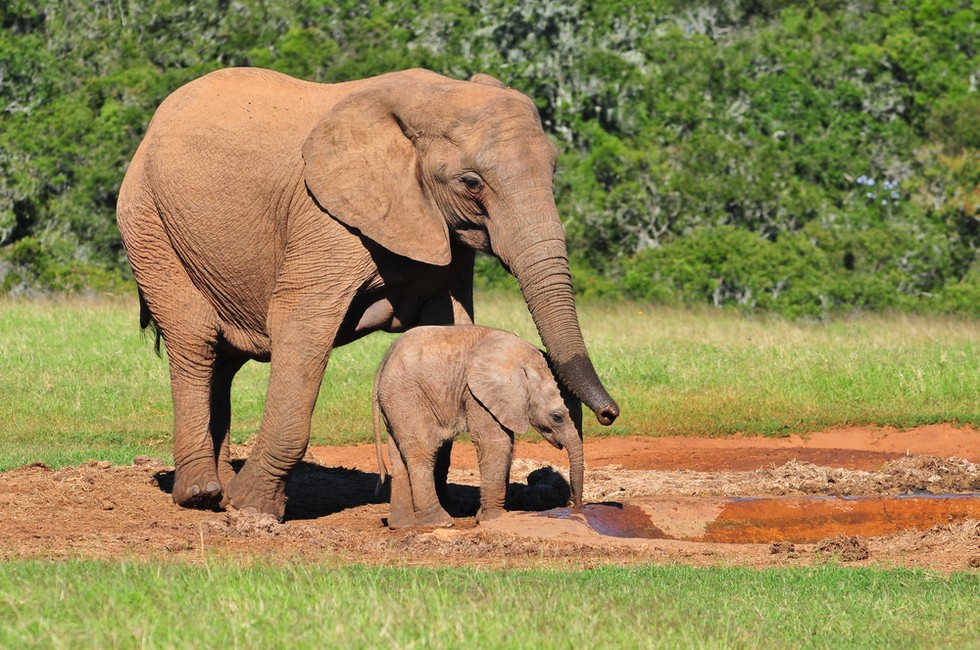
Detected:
left=1, top=236, right=129, bottom=294
left=619, top=224, right=978, bottom=318
left=1, top=0, right=976, bottom=316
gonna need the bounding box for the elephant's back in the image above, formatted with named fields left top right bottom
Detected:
left=388, top=325, right=493, bottom=354
left=145, top=68, right=335, bottom=170
left=380, top=326, right=494, bottom=382
left=377, top=327, right=482, bottom=425
left=128, top=69, right=358, bottom=346
left=158, top=68, right=331, bottom=123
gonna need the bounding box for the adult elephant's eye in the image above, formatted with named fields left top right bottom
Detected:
left=460, top=173, right=484, bottom=195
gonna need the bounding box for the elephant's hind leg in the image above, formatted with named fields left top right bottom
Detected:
left=385, top=435, right=416, bottom=529
left=119, top=178, right=238, bottom=508
left=164, top=315, right=228, bottom=508
left=403, top=440, right=454, bottom=528
left=211, top=354, right=248, bottom=496
left=224, top=309, right=339, bottom=520
left=126, top=220, right=227, bottom=507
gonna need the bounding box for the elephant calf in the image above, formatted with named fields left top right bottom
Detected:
left=373, top=325, right=584, bottom=528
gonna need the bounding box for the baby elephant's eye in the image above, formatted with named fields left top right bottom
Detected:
left=550, top=411, right=565, bottom=426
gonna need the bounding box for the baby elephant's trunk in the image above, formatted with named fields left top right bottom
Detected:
left=564, top=434, right=584, bottom=509
left=552, top=388, right=585, bottom=509
left=557, top=416, right=584, bottom=509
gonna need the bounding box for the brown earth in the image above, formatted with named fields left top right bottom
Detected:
left=2, top=424, right=979, bottom=572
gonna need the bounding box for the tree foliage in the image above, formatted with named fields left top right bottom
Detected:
left=1, top=0, right=976, bottom=316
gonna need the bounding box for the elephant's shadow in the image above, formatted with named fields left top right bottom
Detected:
left=374, top=466, right=573, bottom=518
left=154, top=463, right=571, bottom=520
left=153, top=461, right=510, bottom=520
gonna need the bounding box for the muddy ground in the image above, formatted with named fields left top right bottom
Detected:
left=2, top=424, right=979, bottom=572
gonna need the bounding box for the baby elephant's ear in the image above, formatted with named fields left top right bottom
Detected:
left=466, top=333, right=530, bottom=434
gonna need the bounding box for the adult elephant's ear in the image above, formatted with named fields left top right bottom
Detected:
left=302, top=87, right=451, bottom=266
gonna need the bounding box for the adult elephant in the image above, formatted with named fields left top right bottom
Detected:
left=117, top=67, right=619, bottom=519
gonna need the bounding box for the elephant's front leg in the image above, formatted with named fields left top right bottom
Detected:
left=468, top=403, right=513, bottom=523
left=225, top=318, right=337, bottom=520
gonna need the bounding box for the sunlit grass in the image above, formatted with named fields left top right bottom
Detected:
left=569, top=298, right=979, bottom=438
left=1, top=292, right=977, bottom=470
left=0, top=561, right=977, bottom=649
left=2, top=297, right=979, bottom=648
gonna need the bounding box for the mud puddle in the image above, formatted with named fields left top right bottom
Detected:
left=540, top=494, right=980, bottom=543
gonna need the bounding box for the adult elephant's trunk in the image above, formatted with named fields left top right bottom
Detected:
left=490, top=198, right=620, bottom=426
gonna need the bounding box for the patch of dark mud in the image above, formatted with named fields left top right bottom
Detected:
left=770, top=541, right=798, bottom=558
left=813, top=535, right=870, bottom=562
left=565, top=455, right=980, bottom=503
left=761, top=456, right=980, bottom=496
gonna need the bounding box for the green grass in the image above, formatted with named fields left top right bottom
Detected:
left=575, top=299, right=980, bottom=438
left=1, top=561, right=977, bottom=649
left=2, top=295, right=978, bottom=647
left=1, top=292, right=977, bottom=470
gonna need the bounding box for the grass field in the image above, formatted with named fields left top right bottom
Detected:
left=1, top=291, right=977, bottom=470
left=1, top=561, right=978, bottom=649
left=2, top=293, right=978, bottom=648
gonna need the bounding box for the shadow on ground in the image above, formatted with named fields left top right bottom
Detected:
left=153, top=463, right=572, bottom=520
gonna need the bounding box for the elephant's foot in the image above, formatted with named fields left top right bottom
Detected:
left=216, top=458, right=237, bottom=496
left=225, top=472, right=286, bottom=521
left=172, top=461, right=223, bottom=509
left=413, top=504, right=454, bottom=528
left=386, top=493, right=416, bottom=529
left=476, top=505, right=505, bottom=523
left=386, top=509, right=416, bottom=529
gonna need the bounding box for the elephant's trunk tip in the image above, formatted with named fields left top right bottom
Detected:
left=596, top=404, right=619, bottom=426
left=545, top=355, right=620, bottom=427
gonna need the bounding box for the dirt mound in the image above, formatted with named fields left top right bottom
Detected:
left=1, top=425, right=978, bottom=572
left=813, top=535, right=871, bottom=562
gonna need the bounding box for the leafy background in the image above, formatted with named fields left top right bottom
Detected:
left=1, top=0, right=977, bottom=317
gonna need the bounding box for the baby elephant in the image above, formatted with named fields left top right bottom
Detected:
left=373, top=325, right=584, bottom=528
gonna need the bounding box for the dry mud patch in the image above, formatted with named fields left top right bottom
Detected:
left=1, top=424, right=978, bottom=572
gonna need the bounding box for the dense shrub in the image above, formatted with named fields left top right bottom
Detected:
left=1, top=0, right=976, bottom=315
left=617, top=224, right=976, bottom=318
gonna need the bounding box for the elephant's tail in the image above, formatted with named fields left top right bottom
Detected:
left=372, top=372, right=388, bottom=501
left=138, top=288, right=163, bottom=357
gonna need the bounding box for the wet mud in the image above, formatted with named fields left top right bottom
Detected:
left=2, top=424, right=979, bottom=571
left=540, top=493, right=980, bottom=543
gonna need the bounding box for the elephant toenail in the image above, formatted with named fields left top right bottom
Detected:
left=206, top=482, right=220, bottom=493
left=190, top=485, right=201, bottom=496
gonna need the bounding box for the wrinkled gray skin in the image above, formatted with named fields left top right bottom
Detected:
left=116, top=67, right=617, bottom=520
left=373, top=326, right=584, bottom=528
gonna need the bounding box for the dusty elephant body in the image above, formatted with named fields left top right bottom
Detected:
left=116, top=67, right=618, bottom=519
left=373, top=325, right=584, bottom=529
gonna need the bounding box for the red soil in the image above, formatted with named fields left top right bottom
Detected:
left=2, top=424, right=978, bottom=572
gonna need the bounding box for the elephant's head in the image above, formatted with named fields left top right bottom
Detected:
left=465, top=333, right=584, bottom=509
left=302, top=69, right=618, bottom=426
